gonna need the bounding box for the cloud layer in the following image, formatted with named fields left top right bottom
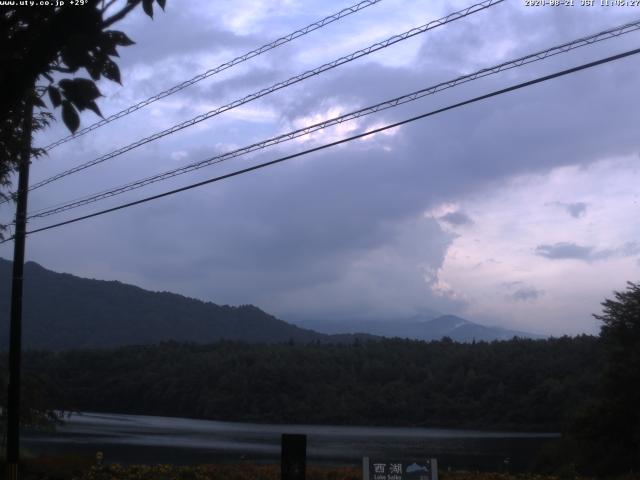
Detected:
left=2, top=0, right=640, bottom=335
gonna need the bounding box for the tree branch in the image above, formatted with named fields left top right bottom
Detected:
left=101, top=0, right=118, bottom=14
left=103, top=1, right=139, bottom=28
left=50, top=65, right=74, bottom=73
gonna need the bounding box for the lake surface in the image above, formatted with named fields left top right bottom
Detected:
left=23, top=412, right=560, bottom=472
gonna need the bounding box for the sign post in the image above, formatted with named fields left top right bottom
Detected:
left=362, top=458, right=438, bottom=480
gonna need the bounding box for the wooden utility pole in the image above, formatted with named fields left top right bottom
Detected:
left=6, top=98, right=34, bottom=480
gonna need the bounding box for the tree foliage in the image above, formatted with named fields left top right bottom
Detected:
left=0, top=0, right=167, bottom=427
left=9, top=336, right=601, bottom=432
left=568, top=282, right=640, bottom=475
left=595, top=282, right=640, bottom=469
left=0, top=0, right=166, bottom=218
left=0, top=359, right=68, bottom=449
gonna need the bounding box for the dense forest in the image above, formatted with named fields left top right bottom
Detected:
left=14, top=336, right=600, bottom=432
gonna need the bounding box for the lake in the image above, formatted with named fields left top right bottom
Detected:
left=23, top=412, right=560, bottom=472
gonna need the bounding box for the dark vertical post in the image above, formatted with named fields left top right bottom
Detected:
left=281, top=433, right=306, bottom=480
left=6, top=99, right=33, bottom=480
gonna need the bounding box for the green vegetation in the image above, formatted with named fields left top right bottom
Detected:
left=14, top=336, right=599, bottom=432
left=565, top=282, right=640, bottom=475
left=0, top=0, right=167, bottom=238
left=17, top=458, right=636, bottom=480
left=68, top=463, right=359, bottom=480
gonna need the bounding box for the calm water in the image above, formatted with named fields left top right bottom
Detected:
left=23, top=412, right=560, bottom=472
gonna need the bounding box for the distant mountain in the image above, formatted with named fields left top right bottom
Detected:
left=293, top=314, right=542, bottom=342
left=0, top=258, right=373, bottom=350
left=428, top=315, right=543, bottom=342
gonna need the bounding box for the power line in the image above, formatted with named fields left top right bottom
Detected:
left=25, top=0, right=503, bottom=194
left=27, top=19, right=640, bottom=219
left=4, top=46, right=636, bottom=243
left=42, top=0, right=385, bottom=152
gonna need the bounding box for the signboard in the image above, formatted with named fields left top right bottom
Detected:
left=362, top=458, right=438, bottom=480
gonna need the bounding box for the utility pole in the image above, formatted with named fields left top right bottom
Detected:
left=6, top=98, right=33, bottom=480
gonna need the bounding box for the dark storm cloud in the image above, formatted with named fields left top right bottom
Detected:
left=114, top=6, right=264, bottom=68
left=439, top=211, right=473, bottom=226
left=98, top=144, right=463, bottom=318
left=535, top=242, right=594, bottom=260
left=620, top=242, right=640, bottom=257
left=510, top=287, right=543, bottom=302
left=535, top=242, right=640, bottom=262
left=203, top=65, right=287, bottom=104
left=5, top=1, right=640, bottom=330
left=548, top=201, right=588, bottom=218
left=264, top=13, right=640, bottom=214
left=502, top=281, right=543, bottom=302
left=565, top=202, right=588, bottom=218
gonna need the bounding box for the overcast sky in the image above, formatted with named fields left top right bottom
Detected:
left=2, top=0, right=640, bottom=335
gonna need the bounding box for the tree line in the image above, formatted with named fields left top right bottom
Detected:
left=13, top=336, right=600, bottom=431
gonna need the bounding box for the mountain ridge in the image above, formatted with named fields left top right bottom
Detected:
left=0, top=258, right=373, bottom=350
left=1, top=258, right=541, bottom=350
left=291, top=313, right=543, bottom=342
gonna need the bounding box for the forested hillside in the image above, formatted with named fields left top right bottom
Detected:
left=16, top=336, right=600, bottom=431
left=0, top=258, right=370, bottom=349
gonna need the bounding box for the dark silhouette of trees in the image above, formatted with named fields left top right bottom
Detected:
left=562, top=282, right=640, bottom=475
left=8, top=336, right=601, bottom=432
left=592, top=282, right=639, bottom=472
left=0, top=367, right=65, bottom=447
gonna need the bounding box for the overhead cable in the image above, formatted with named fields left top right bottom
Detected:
left=27, top=19, right=640, bottom=219
left=42, top=0, right=386, bottom=151
left=26, top=0, right=503, bottom=193
left=3, top=46, right=636, bottom=243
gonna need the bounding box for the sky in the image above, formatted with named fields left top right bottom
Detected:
left=2, top=0, right=640, bottom=336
